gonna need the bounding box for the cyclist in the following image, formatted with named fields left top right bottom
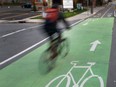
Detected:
left=43, top=4, right=70, bottom=60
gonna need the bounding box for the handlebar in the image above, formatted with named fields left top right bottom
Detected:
left=71, top=61, right=79, bottom=66
left=87, top=62, right=96, bottom=65
left=71, top=61, right=96, bottom=66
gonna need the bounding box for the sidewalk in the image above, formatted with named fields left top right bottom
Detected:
left=67, top=6, right=104, bottom=21
left=0, top=6, right=105, bottom=23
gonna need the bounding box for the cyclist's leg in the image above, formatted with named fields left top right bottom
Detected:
left=45, top=28, right=61, bottom=60
left=50, top=38, right=58, bottom=59
left=49, top=30, right=58, bottom=60
left=55, top=28, right=69, bottom=57
left=42, top=27, right=57, bottom=60
left=49, top=27, right=64, bottom=60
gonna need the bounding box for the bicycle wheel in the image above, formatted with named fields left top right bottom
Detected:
left=80, top=75, right=104, bottom=87
left=58, top=38, right=69, bottom=58
left=38, top=48, right=55, bottom=74
left=46, top=75, right=71, bottom=87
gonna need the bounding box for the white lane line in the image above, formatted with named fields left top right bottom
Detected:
left=0, top=19, right=85, bottom=65
left=0, top=19, right=85, bottom=39
left=0, top=25, right=43, bottom=38
left=0, top=37, right=49, bottom=65
left=1, top=28, right=26, bottom=38
left=101, top=6, right=112, bottom=18
left=82, top=19, right=91, bottom=26
left=70, top=19, right=85, bottom=27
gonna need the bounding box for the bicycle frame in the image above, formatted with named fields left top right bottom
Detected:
left=46, top=61, right=104, bottom=87
left=69, top=61, right=96, bottom=86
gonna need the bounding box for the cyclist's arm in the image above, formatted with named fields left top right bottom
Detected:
left=58, top=12, right=70, bottom=29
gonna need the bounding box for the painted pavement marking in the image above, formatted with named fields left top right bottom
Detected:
left=0, top=19, right=84, bottom=66
left=46, top=61, right=104, bottom=87
left=90, top=40, right=101, bottom=51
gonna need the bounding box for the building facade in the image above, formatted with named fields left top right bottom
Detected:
left=0, top=0, right=32, bottom=3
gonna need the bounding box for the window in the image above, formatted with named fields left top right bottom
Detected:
left=38, top=0, right=42, bottom=2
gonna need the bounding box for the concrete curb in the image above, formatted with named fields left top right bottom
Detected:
left=0, top=19, right=44, bottom=23
left=0, top=7, right=105, bottom=23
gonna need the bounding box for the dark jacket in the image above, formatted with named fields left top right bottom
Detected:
left=43, top=11, right=69, bottom=36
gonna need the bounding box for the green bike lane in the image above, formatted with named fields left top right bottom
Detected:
left=0, top=18, right=114, bottom=87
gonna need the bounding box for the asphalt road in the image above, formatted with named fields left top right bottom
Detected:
left=0, top=6, right=39, bottom=20
left=0, top=4, right=116, bottom=87
left=91, top=4, right=116, bottom=87
left=92, top=4, right=114, bottom=18
left=0, top=5, right=115, bottom=67
left=0, top=19, right=80, bottom=68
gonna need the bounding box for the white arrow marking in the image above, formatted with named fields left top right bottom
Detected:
left=90, top=40, right=101, bottom=51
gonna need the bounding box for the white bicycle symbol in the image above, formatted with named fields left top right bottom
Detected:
left=45, top=61, right=104, bottom=87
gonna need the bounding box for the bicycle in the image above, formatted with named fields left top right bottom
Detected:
left=45, top=61, right=104, bottom=87
left=38, top=34, right=69, bottom=74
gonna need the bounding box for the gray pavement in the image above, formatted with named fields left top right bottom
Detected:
left=0, top=6, right=105, bottom=23
left=23, top=6, right=105, bottom=23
